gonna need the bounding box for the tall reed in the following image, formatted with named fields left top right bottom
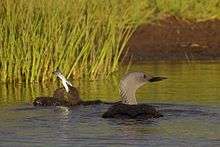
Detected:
left=0, top=0, right=151, bottom=83
left=0, top=0, right=219, bottom=83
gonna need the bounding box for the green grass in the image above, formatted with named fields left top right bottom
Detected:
left=0, top=0, right=149, bottom=83
left=152, top=0, right=220, bottom=21
left=0, top=0, right=220, bottom=83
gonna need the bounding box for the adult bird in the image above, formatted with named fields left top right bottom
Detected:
left=102, top=72, right=167, bottom=119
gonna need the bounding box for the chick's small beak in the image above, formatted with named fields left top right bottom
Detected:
left=149, top=76, right=167, bottom=82
left=52, top=70, right=58, bottom=75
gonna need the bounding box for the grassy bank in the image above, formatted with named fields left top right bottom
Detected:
left=150, top=0, right=220, bottom=21
left=0, top=0, right=219, bottom=83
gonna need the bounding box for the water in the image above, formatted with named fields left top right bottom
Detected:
left=0, top=61, right=220, bottom=147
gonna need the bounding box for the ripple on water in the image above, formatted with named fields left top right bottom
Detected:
left=1, top=62, right=220, bottom=146
left=0, top=103, right=219, bottom=146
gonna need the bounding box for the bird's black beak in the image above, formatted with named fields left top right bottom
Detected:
left=149, top=76, right=167, bottom=82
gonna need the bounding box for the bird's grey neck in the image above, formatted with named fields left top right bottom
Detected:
left=119, top=83, right=137, bottom=105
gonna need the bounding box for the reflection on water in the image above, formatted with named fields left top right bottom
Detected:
left=1, top=61, right=220, bottom=106
left=0, top=61, right=220, bottom=146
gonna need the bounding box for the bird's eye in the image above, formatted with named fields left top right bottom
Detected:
left=143, top=74, right=146, bottom=79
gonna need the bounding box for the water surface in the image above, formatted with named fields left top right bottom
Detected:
left=0, top=61, right=220, bottom=146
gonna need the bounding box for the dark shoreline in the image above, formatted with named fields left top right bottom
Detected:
left=124, top=16, right=220, bottom=62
